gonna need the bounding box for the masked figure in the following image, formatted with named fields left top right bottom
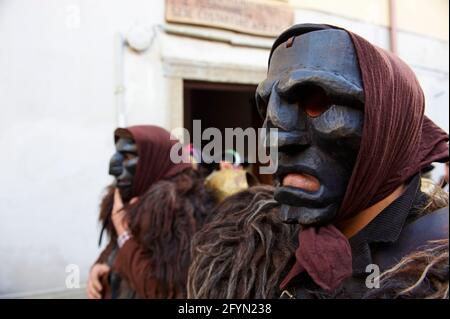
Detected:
left=89, top=125, right=216, bottom=299
left=188, top=24, right=449, bottom=298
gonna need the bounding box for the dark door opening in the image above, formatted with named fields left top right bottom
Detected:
left=183, top=80, right=272, bottom=184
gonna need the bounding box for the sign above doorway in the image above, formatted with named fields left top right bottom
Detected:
left=165, top=0, right=294, bottom=37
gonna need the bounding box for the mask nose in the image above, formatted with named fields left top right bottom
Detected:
left=109, top=152, right=124, bottom=177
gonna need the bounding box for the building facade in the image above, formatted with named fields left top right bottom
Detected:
left=0, top=0, right=448, bottom=297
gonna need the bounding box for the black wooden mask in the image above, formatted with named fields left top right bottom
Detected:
left=256, top=28, right=365, bottom=226
left=109, top=136, right=138, bottom=202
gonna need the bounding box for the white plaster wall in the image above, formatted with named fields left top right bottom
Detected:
left=0, top=0, right=165, bottom=296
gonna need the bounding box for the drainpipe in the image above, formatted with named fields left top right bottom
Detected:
left=389, top=0, right=398, bottom=54
left=114, top=32, right=126, bottom=128
left=114, top=25, right=156, bottom=128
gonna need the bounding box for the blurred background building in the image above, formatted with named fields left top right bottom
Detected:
left=0, top=0, right=448, bottom=298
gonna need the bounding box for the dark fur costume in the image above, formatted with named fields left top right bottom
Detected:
left=188, top=181, right=448, bottom=299
left=188, top=185, right=299, bottom=299
left=97, top=168, right=216, bottom=298
left=364, top=239, right=448, bottom=299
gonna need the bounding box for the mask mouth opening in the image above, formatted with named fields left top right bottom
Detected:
left=281, top=172, right=321, bottom=193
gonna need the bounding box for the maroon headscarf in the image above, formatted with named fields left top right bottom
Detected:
left=115, top=125, right=191, bottom=198
left=281, top=28, right=449, bottom=292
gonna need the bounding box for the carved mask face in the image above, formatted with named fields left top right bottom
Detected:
left=109, top=137, right=138, bottom=202
left=256, top=29, right=364, bottom=226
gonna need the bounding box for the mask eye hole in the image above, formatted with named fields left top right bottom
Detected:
left=297, top=85, right=331, bottom=118
left=123, top=152, right=136, bottom=161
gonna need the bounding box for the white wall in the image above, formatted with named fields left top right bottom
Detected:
left=0, top=0, right=165, bottom=296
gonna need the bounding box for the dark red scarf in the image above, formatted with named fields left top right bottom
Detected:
left=281, top=29, right=449, bottom=292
